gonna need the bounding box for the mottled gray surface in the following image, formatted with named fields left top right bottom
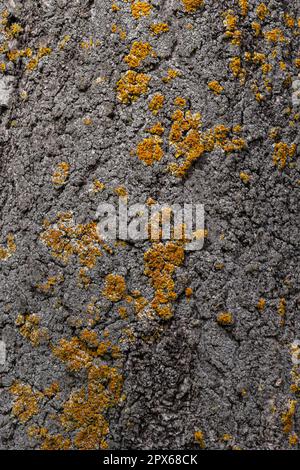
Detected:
left=0, top=0, right=300, bottom=450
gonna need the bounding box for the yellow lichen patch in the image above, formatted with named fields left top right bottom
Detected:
left=40, top=213, right=110, bottom=267
left=118, top=306, right=128, bottom=319
left=174, top=97, right=187, bottom=108
left=222, top=433, right=233, bottom=442
left=124, top=41, right=152, bottom=68
left=144, top=241, right=185, bottom=320
left=208, top=80, right=224, bottom=95
left=149, top=93, right=165, bottom=115
left=150, top=23, right=169, bottom=35
left=58, top=35, right=71, bottom=50
left=273, top=142, right=296, bottom=170
left=52, top=337, right=92, bottom=371
left=223, top=11, right=241, bottom=45
left=36, top=275, right=64, bottom=293
left=185, top=287, right=193, bottom=298
left=281, top=400, right=297, bottom=434
left=229, top=57, right=246, bottom=82
left=111, top=24, right=127, bottom=40
left=78, top=268, right=92, bottom=288
left=289, top=433, right=298, bottom=446
left=181, top=0, right=204, bottom=13
left=148, top=122, right=165, bottom=136
left=240, top=171, right=250, bottom=183
left=251, top=21, right=261, bottom=37
left=60, top=365, right=123, bottom=449
left=257, top=298, right=266, bottom=312
left=92, top=180, right=105, bottom=193
left=115, top=186, right=128, bottom=199
left=264, top=29, right=285, bottom=43
left=284, top=13, right=295, bottom=29
left=131, top=1, right=152, bottom=19
left=28, top=427, right=71, bottom=450
left=239, top=0, right=248, bottom=16
left=15, top=313, right=49, bottom=347
left=0, top=233, right=16, bottom=261
left=52, top=162, right=70, bottom=186
left=194, top=430, right=205, bottom=449
left=136, top=136, right=164, bottom=166
left=217, top=312, right=234, bottom=326
left=26, top=46, right=52, bottom=71
left=83, top=117, right=93, bottom=126
left=117, top=70, right=151, bottom=104
left=256, top=3, right=269, bottom=21
left=10, top=382, right=42, bottom=423
left=43, top=382, right=60, bottom=398
left=278, top=298, right=286, bottom=326
left=162, top=68, right=180, bottom=83
left=102, top=274, right=126, bottom=302
left=168, top=112, right=245, bottom=177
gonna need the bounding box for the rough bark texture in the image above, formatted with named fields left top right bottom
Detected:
left=0, top=0, right=300, bottom=450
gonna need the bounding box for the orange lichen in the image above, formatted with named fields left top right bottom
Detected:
left=149, top=93, right=165, bottom=115
left=256, top=3, right=269, bottom=21
left=240, top=172, right=250, bottom=184
left=52, top=337, right=92, bottom=371
left=118, top=306, right=128, bottom=319
left=150, top=23, right=169, bottom=35
left=131, top=1, right=152, bottom=19
left=223, top=11, right=241, bottom=45
left=36, top=275, right=64, bottom=293
left=278, top=298, right=286, bottom=326
left=102, top=274, right=126, bottom=302
left=52, top=162, right=70, bottom=186
left=40, top=213, right=110, bottom=268
left=284, top=14, right=295, bottom=29
left=257, top=298, right=266, bottom=312
left=273, top=142, right=296, bottom=170
left=239, top=0, right=248, bottom=16
left=115, top=186, right=128, bottom=199
left=181, top=0, right=204, bottom=13
left=136, top=136, right=164, bottom=166
left=251, top=22, right=261, bottom=36
left=208, top=80, right=224, bottom=95
left=60, top=365, right=123, bottom=449
left=217, top=312, right=234, bottom=326
left=10, top=382, right=42, bottom=423
left=83, top=117, right=93, bottom=125
left=124, top=41, right=152, bottom=68
left=15, top=313, right=49, bottom=346
left=148, top=122, right=165, bottom=136
left=28, top=427, right=71, bottom=450
left=92, top=180, right=105, bottom=193
left=144, top=242, right=185, bottom=320
left=264, top=29, right=285, bottom=43
left=26, top=46, right=52, bottom=71
left=58, top=35, right=71, bottom=50
left=229, top=57, right=246, bottom=82
left=194, top=430, right=206, bottom=448
left=43, top=383, right=60, bottom=398
left=281, top=400, right=297, bottom=434
left=162, top=68, right=180, bottom=83
left=222, top=434, right=233, bottom=442
left=185, top=287, right=193, bottom=298
left=168, top=111, right=245, bottom=177
left=0, top=233, right=16, bottom=261
left=117, top=70, right=151, bottom=104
